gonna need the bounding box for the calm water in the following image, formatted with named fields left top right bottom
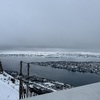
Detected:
left=1, top=56, right=100, bottom=87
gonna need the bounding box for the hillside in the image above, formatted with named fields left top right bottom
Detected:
left=0, top=71, right=100, bottom=100
left=0, top=72, right=19, bottom=100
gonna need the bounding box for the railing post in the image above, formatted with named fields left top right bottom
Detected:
left=26, top=63, right=30, bottom=98
left=19, top=61, right=23, bottom=99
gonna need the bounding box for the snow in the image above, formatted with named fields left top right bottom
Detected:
left=43, top=82, right=55, bottom=87
left=0, top=72, right=19, bottom=100
left=0, top=50, right=100, bottom=58
left=33, top=82, right=56, bottom=92
left=22, top=82, right=100, bottom=100
left=0, top=71, right=100, bottom=100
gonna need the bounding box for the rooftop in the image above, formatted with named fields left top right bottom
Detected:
left=21, top=82, right=100, bottom=100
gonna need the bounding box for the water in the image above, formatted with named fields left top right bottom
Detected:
left=1, top=56, right=100, bottom=87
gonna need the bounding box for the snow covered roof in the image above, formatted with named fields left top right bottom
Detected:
left=22, top=82, right=100, bottom=100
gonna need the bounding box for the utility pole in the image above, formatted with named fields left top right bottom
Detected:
left=19, top=61, right=23, bottom=99
left=26, top=63, right=30, bottom=98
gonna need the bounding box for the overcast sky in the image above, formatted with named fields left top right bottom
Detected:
left=0, top=0, right=100, bottom=49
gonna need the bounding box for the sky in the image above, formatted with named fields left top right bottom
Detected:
left=0, top=0, right=100, bottom=49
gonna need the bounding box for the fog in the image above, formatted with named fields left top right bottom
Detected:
left=0, top=0, right=100, bottom=49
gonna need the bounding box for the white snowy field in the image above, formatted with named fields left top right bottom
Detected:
left=22, top=82, right=100, bottom=100
left=0, top=72, right=19, bottom=100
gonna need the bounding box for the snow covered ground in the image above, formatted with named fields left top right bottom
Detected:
left=22, top=82, right=100, bottom=100
left=0, top=72, right=19, bottom=100
left=0, top=71, right=100, bottom=100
